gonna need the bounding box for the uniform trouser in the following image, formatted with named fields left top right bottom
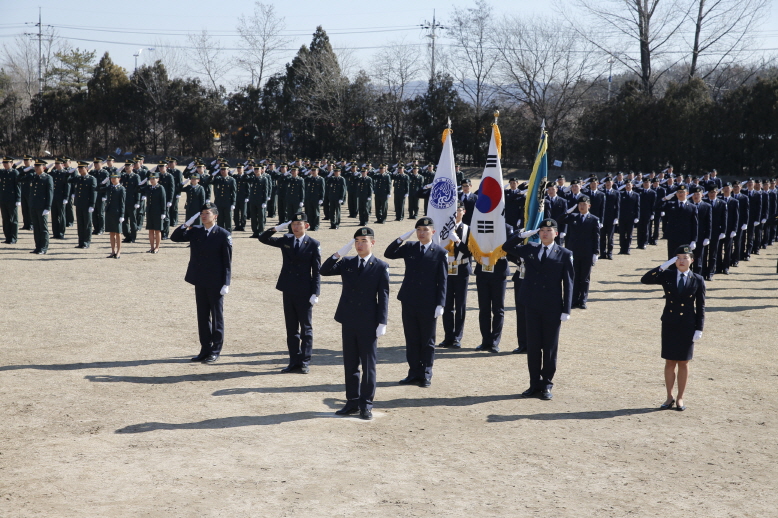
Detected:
left=328, top=199, right=342, bottom=228
left=277, top=195, right=287, bottom=222
left=752, top=223, right=763, bottom=252
left=394, top=195, right=406, bottom=220
left=267, top=189, right=277, bottom=217
left=233, top=199, right=246, bottom=230
left=122, top=205, right=138, bottom=241
left=52, top=201, right=67, bottom=238
left=323, top=193, right=331, bottom=220
left=718, top=236, right=733, bottom=272
left=216, top=204, right=232, bottom=231
left=525, top=306, right=561, bottom=392
left=304, top=201, right=320, bottom=229
left=572, top=256, right=593, bottom=305
left=357, top=197, right=371, bottom=224
left=693, top=244, right=708, bottom=275
left=75, top=206, right=93, bottom=247
left=618, top=220, right=635, bottom=252
left=732, top=230, right=744, bottom=265
left=637, top=216, right=651, bottom=247
left=423, top=196, right=429, bottom=215
left=249, top=202, right=266, bottom=234
left=194, top=285, right=225, bottom=356
left=31, top=210, right=49, bottom=251
left=92, top=196, right=105, bottom=233
left=375, top=195, right=388, bottom=222
left=600, top=222, right=616, bottom=256
left=651, top=210, right=661, bottom=243
left=476, top=273, right=507, bottom=347
left=162, top=206, right=170, bottom=237
left=136, top=199, right=145, bottom=229
left=341, top=326, right=377, bottom=411
left=401, top=304, right=436, bottom=380
left=513, top=281, right=528, bottom=352
left=703, top=237, right=720, bottom=277
left=66, top=199, right=75, bottom=226
left=348, top=189, right=358, bottom=217
left=169, top=196, right=180, bottom=227
left=283, top=291, right=313, bottom=367
left=20, top=196, right=31, bottom=228
left=408, top=196, right=420, bottom=218
left=1, top=202, right=19, bottom=242
left=442, top=273, right=469, bottom=344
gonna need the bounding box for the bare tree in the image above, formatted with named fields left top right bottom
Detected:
left=151, top=39, right=187, bottom=79
left=236, top=2, right=290, bottom=87
left=559, top=0, right=694, bottom=96
left=685, top=0, right=770, bottom=80
left=1, top=30, right=62, bottom=103
left=186, top=30, right=232, bottom=91
left=493, top=16, right=603, bottom=141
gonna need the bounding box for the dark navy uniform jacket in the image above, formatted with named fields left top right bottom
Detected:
left=384, top=239, right=447, bottom=317
left=320, top=254, right=390, bottom=332
left=258, top=230, right=321, bottom=297
left=170, top=224, right=233, bottom=292
left=28, top=173, right=53, bottom=211
left=560, top=212, right=600, bottom=257
left=663, top=200, right=698, bottom=245
left=640, top=267, right=705, bottom=332
left=502, top=237, right=574, bottom=316
left=718, top=195, right=739, bottom=234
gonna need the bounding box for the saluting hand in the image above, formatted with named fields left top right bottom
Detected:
left=274, top=221, right=292, bottom=232
left=184, top=213, right=199, bottom=228
left=398, top=229, right=415, bottom=241
left=335, top=238, right=355, bottom=258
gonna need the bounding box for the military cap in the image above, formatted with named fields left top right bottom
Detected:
left=34, top=158, right=48, bottom=166
left=651, top=177, right=660, bottom=183
left=77, top=161, right=89, bottom=168
left=1, top=156, right=13, bottom=162
left=588, top=177, right=599, bottom=184
left=235, top=163, right=244, bottom=168
left=603, top=176, right=613, bottom=182
left=105, top=155, right=115, bottom=161
left=93, top=157, right=104, bottom=162
left=538, top=218, right=558, bottom=229
left=124, top=159, right=133, bottom=166
left=62, top=156, right=72, bottom=161
left=691, top=176, right=699, bottom=181
left=461, top=179, right=471, bottom=185
left=291, top=212, right=307, bottom=222
left=578, top=195, right=591, bottom=203
left=136, top=154, right=145, bottom=158
left=415, top=217, right=434, bottom=228
left=333, top=167, right=341, bottom=172
left=22, top=154, right=34, bottom=160
left=675, top=244, right=693, bottom=256
left=168, top=156, right=178, bottom=162
left=54, top=157, right=64, bottom=164
left=508, top=177, right=518, bottom=182
left=545, top=181, right=557, bottom=189
left=158, top=160, right=167, bottom=166
left=412, top=166, right=420, bottom=170
left=201, top=202, right=218, bottom=212
left=148, top=171, right=160, bottom=179
left=642, top=177, right=651, bottom=182
left=109, top=172, right=121, bottom=178
left=189, top=172, right=201, bottom=180
left=571, top=179, right=580, bottom=185
left=706, top=183, right=718, bottom=192
left=556, top=175, right=565, bottom=180
left=690, top=185, right=703, bottom=193
left=290, top=166, right=299, bottom=171
left=195, top=161, right=204, bottom=167
left=354, top=227, right=374, bottom=238
left=723, top=181, right=732, bottom=187
left=676, top=184, right=688, bottom=191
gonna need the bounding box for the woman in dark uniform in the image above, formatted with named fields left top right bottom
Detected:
left=142, top=169, right=167, bottom=253
left=641, top=244, right=705, bottom=411
left=104, top=171, right=126, bottom=258
left=182, top=172, right=206, bottom=225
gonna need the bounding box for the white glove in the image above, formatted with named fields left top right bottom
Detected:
left=340, top=200, right=345, bottom=204
left=166, top=202, right=172, bottom=207
left=730, top=231, right=736, bottom=238
left=261, top=203, right=266, bottom=208
left=101, top=178, right=109, bottom=185
left=566, top=205, right=576, bottom=214
left=318, top=200, right=323, bottom=205
left=102, top=197, right=107, bottom=201
left=718, top=233, right=725, bottom=240
left=42, top=210, right=49, bottom=216
left=702, top=238, right=710, bottom=246
left=367, top=197, right=371, bottom=201
left=184, top=213, right=199, bottom=227
left=663, top=192, right=676, bottom=201
left=71, top=194, right=75, bottom=200
left=518, top=228, right=539, bottom=239
left=388, top=194, right=392, bottom=199
left=634, top=218, right=639, bottom=224
left=661, top=211, right=665, bottom=217
left=398, top=229, right=415, bottom=241
left=335, top=238, right=355, bottom=258
left=650, top=215, right=655, bottom=220
left=741, top=224, right=747, bottom=230
left=424, top=184, right=432, bottom=189
left=244, top=198, right=249, bottom=203
left=274, top=221, right=291, bottom=232
left=88, top=207, right=94, bottom=213
left=659, top=257, right=677, bottom=270
left=754, top=221, right=759, bottom=226
left=141, top=196, right=147, bottom=201
left=62, top=199, right=68, bottom=205
left=161, top=214, right=166, bottom=220
left=447, top=255, right=457, bottom=263
left=689, top=241, right=696, bottom=250
left=404, top=193, right=408, bottom=198
left=134, top=204, right=140, bottom=209
left=119, top=217, right=124, bottom=223
left=614, top=218, right=619, bottom=225
left=376, top=324, right=387, bottom=337
left=560, top=313, right=570, bottom=322
left=559, top=232, right=566, bottom=239
left=434, top=305, right=444, bottom=318
left=15, top=202, right=21, bottom=206
left=761, top=218, right=766, bottom=224
left=176, top=195, right=181, bottom=199
left=139, top=178, right=148, bottom=186
left=599, top=222, right=603, bottom=228
left=309, top=294, right=319, bottom=305
left=450, top=232, right=461, bottom=244
left=230, top=205, right=235, bottom=211
left=593, top=254, right=598, bottom=265
left=693, top=330, right=702, bottom=342
left=220, top=285, right=229, bottom=296
left=299, top=202, right=304, bottom=207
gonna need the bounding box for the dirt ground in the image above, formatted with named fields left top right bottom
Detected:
left=1, top=195, right=776, bottom=517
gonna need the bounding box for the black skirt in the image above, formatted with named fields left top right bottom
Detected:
left=661, top=325, right=695, bottom=361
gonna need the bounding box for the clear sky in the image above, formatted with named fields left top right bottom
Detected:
left=2, top=0, right=776, bottom=88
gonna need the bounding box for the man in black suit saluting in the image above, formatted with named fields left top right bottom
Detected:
left=503, top=218, right=574, bottom=400
left=384, top=217, right=447, bottom=387
left=321, top=227, right=390, bottom=420
left=171, top=202, right=233, bottom=364
left=258, top=212, right=321, bottom=374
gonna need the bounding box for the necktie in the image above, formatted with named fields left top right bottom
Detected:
left=359, top=258, right=365, bottom=270
left=678, top=273, right=686, bottom=292
left=420, top=245, right=426, bottom=255
left=541, top=246, right=548, bottom=262
left=294, top=239, right=300, bottom=254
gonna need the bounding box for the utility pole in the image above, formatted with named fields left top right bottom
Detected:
left=420, top=10, right=445, bottom=84
left=607, top=55, right=614, bottom=101
left=38, top=8, right=43, bottom=97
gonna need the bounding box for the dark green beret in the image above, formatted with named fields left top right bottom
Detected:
left=415, top=217, right=434, bottom=228
left=675, top=245, right=693, bottom=255
left=538, top=218, right=558, bottom=229
left=354, top=227, right=374, bottom=238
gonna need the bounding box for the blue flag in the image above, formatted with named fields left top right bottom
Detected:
left=523, top=125, right=548, bottom=243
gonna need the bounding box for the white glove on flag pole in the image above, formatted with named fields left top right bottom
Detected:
left=427, top=119, right=458, bottom=247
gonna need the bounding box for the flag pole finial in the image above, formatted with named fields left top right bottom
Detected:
left=447, top=117, right=451, bottom=129
left=540, top=118, right=546, bottom=138
left=494, top=110, right=500, bottom=123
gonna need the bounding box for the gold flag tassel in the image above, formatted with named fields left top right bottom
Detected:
left=467, top=232, right=507, bottom=265
left=492, top=110, right=501, bottom=158
left=442, top=128, right=453, bottom=144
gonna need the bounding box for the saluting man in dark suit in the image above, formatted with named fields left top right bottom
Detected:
left=259, top=212, right=322, bottom=374
left=661, top=184, right=699, bottom=259
left=28, top=159, right=54, bottom=255
left=384, top=217, right=447, bottom=387
left=503, top=218, right=574, bottom=401
left=641, top=244, right=705, bottom=412
left=459, top=179, right=478, bottom=226
left=170, top=202, right=233, bottom=364
left=559, top=195, right=600, bottom=309
left=321, top=227, right=390, bottom=420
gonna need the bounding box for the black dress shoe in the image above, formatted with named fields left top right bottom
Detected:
left=30, top=249, right=39, bottom=254
left=398, top=376, right=419, bottom=385
left=520, top=387, right=538, bottom=398
left=419, top=378, right=431, bottom=388
left=281, top=365, right=302, bottom=373
left=359, top=408, right=373, bottom=420
left=487, top=346, right=500, bottom=354
left=450, top=342, right=462, bottom=349
left=474, top=344, right=489, bottom=351
left=540, top=390, right=553, bottom=400
left=335, top=405, right=359, bottom=416
left=191, top=354, right=209, bottom=362
left=437, top=341, right=452, bottom=348
left=202, top=354, right=219, bottom=363
left=579, top=302, right=587, bottom=309
left=36, top=250, right=46, bottom=255
left=513, top=347, right=527, bottom=354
